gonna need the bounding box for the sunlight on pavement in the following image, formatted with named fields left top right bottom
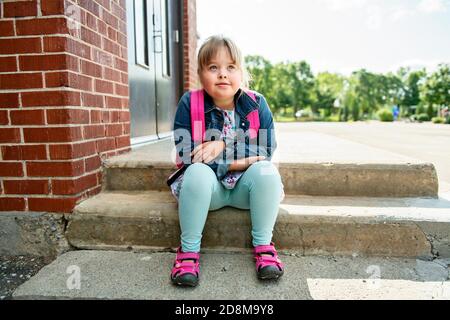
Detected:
left=307, top=278, right=450, bottom=300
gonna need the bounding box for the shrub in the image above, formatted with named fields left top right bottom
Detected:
left=377, top=108, right=393, bottom=122
left=417, top=113, right=430, bottom=122
left=432, top=117, right=445, bottom=124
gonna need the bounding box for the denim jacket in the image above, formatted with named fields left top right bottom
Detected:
left=172, top=89, right=277, bottom=180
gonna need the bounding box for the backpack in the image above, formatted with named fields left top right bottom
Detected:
left=175, top=89, right=260, bottom=168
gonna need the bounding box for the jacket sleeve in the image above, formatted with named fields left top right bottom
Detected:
left=230, top=94, right=277, bottom=161
left=173, top=92, right=228, bottom=180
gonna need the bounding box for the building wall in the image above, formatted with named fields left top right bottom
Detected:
left=0, top=0, right=198, bottom=215
left=0, top=0, right=131, bottom=213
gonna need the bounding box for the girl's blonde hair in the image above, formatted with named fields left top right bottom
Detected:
left=197, top=35, right=252, bottom=89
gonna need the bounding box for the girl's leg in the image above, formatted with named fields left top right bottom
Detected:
left=229, top=161, right=283, bottom=247
left=178, top=163, right=228, bottom=253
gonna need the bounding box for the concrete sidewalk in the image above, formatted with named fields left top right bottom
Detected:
left=13, top=250, right=450, bottom=300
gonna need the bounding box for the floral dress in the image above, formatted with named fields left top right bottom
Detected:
left=170, top=107, right=285, bottom=201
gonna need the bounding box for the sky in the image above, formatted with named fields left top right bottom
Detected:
left=196, top=0, right=450, bottom=76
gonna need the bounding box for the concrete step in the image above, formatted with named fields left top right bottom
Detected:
left=66, top=191, right=450, bottom=258
left=12, top=250, right=450, bottom=300
left=103, top=136, right=439, bottom=198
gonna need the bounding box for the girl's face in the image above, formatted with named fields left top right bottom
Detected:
left=199, top=46, right=242, bottom=107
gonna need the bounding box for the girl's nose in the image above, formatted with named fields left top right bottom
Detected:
left=218, top=68, right=227, bottom=78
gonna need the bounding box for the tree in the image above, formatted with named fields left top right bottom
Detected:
left=286, top=61, right=315, bottom=116
left=312, top=72, right=345, bottom=117
left=420, top=64, right=450, bottom=118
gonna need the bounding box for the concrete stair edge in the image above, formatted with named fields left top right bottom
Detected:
left=65, top=191, right=450, bottom=258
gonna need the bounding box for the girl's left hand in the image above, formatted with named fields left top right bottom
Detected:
left=191, top=141, right=226, bottom=164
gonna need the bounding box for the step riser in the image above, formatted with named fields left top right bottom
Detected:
left=104, top=163, right=439, bottom=197
left=66, top=210, right=432, bottom=258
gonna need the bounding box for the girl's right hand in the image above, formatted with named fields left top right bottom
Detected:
left=228, top=156, right=266, bottom=171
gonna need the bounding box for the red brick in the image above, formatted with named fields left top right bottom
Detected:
left=10, top=109, right=45, bottom=125
left=92, top=48, right=113, bottom=67
left=81, top=26, right=101, bottom=46
left=96, top=0, right=110, bottom=11
left=44, top=71, right=70, bottom=88
left=95, top=79, right=114, bottom=94
left=114, top=83, right=128, bottom=97
left=4, top=180, right=49, bottom=195
left=105, top=96, right=122, bottom=109
left=0, top=128, right=20, bottom=143
left=111, top=2, right=126, bottom=21
left=102, top=37, right=120, bottom=56
left=85, top=155, right=101, bottom=172
left=16, top=17, right=69, bottom=36
left=0, top=198, right=26, bottom=211
left=41, top=0, right=66, bottom=15
left=52, top=173, right=98, bottom=195
left=83, top=125, right=105, bottom=139
left=79, top=0, right=100, bottom=17
left=22, top=90, right=81, bottom=107
left=49, top=141, right=97, bottom=160
left=4, top=0, right=38, bottom=17
left=0, top=57, right=17, bottom=72
left=122, top=122, right=130, bottom=134
left=47, top=108, right=90, bottom=124
left=0, top=38, right=42, bottom=54
left=106, top=124, right=122, bottom=137
left=19, top=54, right=78, bottom=72
left=119, top=111, right=130, bottom=122
left=107, top=26, right=117, bottom=41
left=24, top=127, right=82, bottom=143
left=28, top=197, right=77, bottom=213
left=44, top=37, right=91, bottom=60
left=114, top=57, right=127, bottom=72
left=102, top=10, right=118, bottom=29
left=96, top=138, right=116, bottom=153
left=0, top=73, right=43, bottom=90
left=0, top=110, right=8, bottom=125
left=2, top=145, right=47, bottom=160
left=0, top=93, right=19, bottom=109
left=115, top=135, right=130, bottom=149
left=81, top=93, right=104, bottom=108
left=0, top=21, right=15, bottom=36
left=27, top=160, right=84, bottom=177
left=45, top=71, right=92, bottom=91
left=104, top=67, right=121, bottom=82
left=0, top=162, right=24, bottom=177
left=81, top=60, right=102, bottom=78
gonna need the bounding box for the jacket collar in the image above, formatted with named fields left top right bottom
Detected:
left=203, top=89, right=258, bottom=118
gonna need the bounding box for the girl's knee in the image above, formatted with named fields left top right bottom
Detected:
left=182, top=163, right=216, bottom=190
left=247, top=161, right=281, bottom=181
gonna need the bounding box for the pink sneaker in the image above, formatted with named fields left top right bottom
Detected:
left=170, top=247, right=200, bottom=287
left=253, top=242, right=284, bottom=280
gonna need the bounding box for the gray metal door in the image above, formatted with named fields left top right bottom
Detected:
left=127, top=0, right=157, bottom=139
left=154, top=0, right=182, bottom=136
left=127, top=0, right=182, bottom=142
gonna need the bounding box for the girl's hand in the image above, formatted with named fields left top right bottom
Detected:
left=228, top=156, right=266, bottom=171
left=191, top=141, right=226, bottom=164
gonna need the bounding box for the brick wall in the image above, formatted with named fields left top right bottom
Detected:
left=0, top=0, right=130, bottom=213
left=183, top=0, right=198, bottom=90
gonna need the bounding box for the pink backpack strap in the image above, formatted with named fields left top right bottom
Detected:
left=190, top=89, right=205, bottom=143
left=244, top=90, right=260, bottom=140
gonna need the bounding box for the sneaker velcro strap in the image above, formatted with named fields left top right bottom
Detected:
left=176, top=251, right=199, bottom=261
left=254, top=243, right=277, bottom=255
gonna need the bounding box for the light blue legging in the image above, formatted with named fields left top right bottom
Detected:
left=178, top=160, right=283, bottom=253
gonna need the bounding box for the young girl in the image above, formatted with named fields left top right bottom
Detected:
left=169, top=35, right=285, bottom=287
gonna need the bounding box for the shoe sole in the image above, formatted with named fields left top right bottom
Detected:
left=257, top=266, right=284, bottom=280
left=171, top=274, right=199, bottom=287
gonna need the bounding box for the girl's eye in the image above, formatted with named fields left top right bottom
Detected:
left=208, top=65, right=217, bottom=71
left=228, top=65, right=236, bottom=70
